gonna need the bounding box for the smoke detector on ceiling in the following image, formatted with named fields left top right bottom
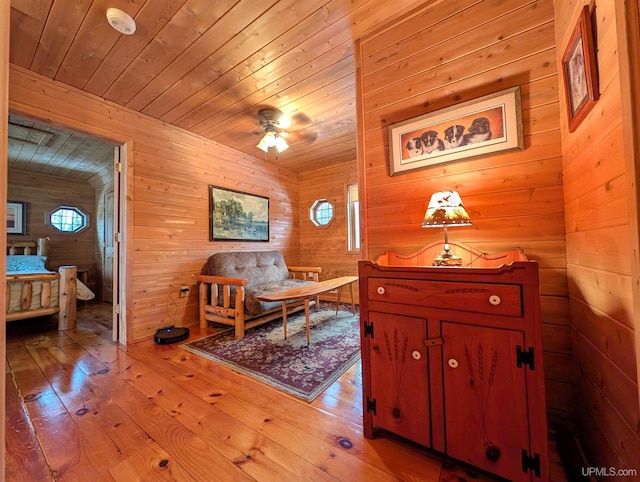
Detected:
left=106, top=8, right=136, bottom=35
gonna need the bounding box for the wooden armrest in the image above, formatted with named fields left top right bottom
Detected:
left=196, top=274, right=249, bottom=286
left=288, top=266, right=323, bottom=273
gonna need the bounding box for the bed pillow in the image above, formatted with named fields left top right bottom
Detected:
left=6, top=255, right=48, bottom=272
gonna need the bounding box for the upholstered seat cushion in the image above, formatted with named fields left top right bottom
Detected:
left=244, top=279, right=315, bottom=315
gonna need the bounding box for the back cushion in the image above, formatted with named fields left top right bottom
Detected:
left=206, top=251, right=289, bottom=286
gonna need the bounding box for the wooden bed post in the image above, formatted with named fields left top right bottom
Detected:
left=58, top=266, right=77, bottom=330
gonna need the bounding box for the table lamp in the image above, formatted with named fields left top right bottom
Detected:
left=421, top=191, right=472, bottom=266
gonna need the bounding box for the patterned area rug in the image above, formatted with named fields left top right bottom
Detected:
left=181, top=305, right=361, bottom=402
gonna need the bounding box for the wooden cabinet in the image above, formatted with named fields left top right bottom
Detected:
left=358, top=260, right=549, bottom=481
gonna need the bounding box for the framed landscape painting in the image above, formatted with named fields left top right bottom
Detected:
left=209, top=185, right=269, bottom=241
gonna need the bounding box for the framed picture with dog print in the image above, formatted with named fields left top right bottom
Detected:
left=562, top=5, right=599, bottom=132
left=388, top=86, right=523, bottom=175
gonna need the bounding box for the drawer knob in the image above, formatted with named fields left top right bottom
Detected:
left=376, top=286, right=386, bottom=295
left=412, top=350, right=421, bottom=360
left=448, top=358, right=459, bottom=368
left=489, top=294, right=501, bottom=305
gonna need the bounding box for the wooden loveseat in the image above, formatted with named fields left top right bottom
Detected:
left=197, top=251, right=322, bottom=338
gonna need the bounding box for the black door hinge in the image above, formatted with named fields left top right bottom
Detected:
left=522, top=449, right=541, bottom=477
left=364, top=321, right=374, bottom=338
left=516, top=346, right=535, bottom=370
left=366, top=397, right=377, bottom=415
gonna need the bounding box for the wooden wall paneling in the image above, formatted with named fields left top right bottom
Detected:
left=574, top=334, right=640, bottom=463
left=357, top=0, right=568, bottom=425
left=570, top=297, right=638, bottom=383
left=7, top=169, right=97, bottom=272
left=555, top=0, right=640, bottom=470
left=298, top=160, right=359, bottom=302
left=9, top=65, right=301, bottom=343
left=575, top=376, right=638, bottom=468
left=566, top=225, right=632, bottom=275
left=567, top=263, right=634, bottom=329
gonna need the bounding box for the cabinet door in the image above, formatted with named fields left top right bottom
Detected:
left=442, top=322, right=531, bottom=481
left=369, top=312, right=430, bottom=447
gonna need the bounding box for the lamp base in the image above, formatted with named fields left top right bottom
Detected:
left=433, top=254, right=462, bottom=266
left=433, top=245, right=462, bottom=266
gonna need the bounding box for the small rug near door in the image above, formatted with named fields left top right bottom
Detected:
left=180, top=304, right=361, bottom=402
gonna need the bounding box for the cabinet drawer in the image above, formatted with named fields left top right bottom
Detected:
left=367, top=278, right=522, bottom=317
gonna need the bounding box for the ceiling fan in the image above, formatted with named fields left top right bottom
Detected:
left=256, top=108, right=289, bottom=153
left=254, top=107, right=318, bottom=154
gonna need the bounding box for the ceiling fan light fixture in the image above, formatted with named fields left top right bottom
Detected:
left=256, top=108, right=290, bottom=153
left=106, top=8, right=136, bottom=35
left=257, top=130, right=276, bottom=152
left=274, top=135, right=289, bottom=152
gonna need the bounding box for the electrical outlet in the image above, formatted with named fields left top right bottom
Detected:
left=179, top=285, right=189, bottom=297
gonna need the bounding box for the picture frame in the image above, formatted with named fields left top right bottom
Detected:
left=7, top=201, right=27, bottom=235
left=209, top=185, right=269, bottom=241
left=561, top=5, right=599, bottom=132
left=388, top=86, right=523, bottom=175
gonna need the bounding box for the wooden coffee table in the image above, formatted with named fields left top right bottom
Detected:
left=257, top=276, right=358, bottom=345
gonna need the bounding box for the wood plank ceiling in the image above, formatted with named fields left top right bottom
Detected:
left=8, top=0, right=431, bottom=179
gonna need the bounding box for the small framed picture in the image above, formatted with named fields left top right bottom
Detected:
left=562, top=5, right=599, bottom=132
left=7, top=201, right=27, bottom=235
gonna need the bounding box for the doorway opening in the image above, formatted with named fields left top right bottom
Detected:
left=7, top=114, right=123, bottom=341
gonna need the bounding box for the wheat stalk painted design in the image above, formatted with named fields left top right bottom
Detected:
left=384, top=328, right=409, bottom=411
left=464, top=342, right=499, bottom=444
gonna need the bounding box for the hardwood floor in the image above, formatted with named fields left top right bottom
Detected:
left=5, top=303, right=568, bottom=481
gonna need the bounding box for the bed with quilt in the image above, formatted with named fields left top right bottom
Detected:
left=6, top=238, right=93, bottom=330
